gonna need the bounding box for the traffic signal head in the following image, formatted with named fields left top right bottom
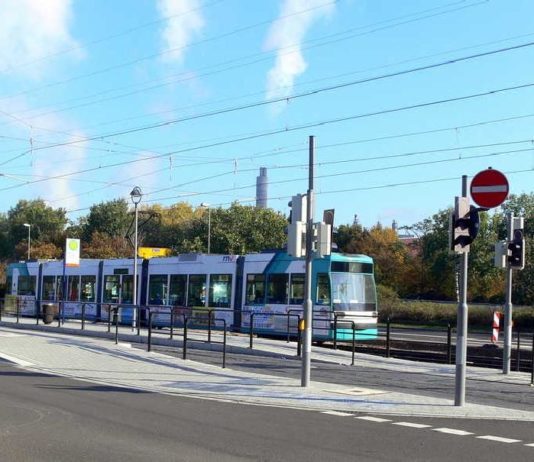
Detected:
left=450, top=198, right=480, bottom=253
left=508, top=228, right=525, bottom=270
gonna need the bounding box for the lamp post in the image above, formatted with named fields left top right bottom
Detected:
left=130, top=186, right=142, bottom=333
left=200, top=202, right=211, bottom=254
left=23, top=223, right=31, bottom=260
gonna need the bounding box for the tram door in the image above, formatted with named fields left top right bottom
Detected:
left=103, top=275, right=134, bottom=304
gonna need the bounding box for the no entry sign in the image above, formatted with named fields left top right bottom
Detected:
left=470, top=168, right=509, bottom=208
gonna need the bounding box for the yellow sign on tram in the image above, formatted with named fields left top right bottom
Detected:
left=138, top=247, right=172, bottom=259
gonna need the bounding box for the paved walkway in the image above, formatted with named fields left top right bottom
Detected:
left=0, top=321, right=533, bottom=421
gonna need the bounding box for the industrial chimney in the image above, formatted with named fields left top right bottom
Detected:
left=256, top=167, right=268, bottom=209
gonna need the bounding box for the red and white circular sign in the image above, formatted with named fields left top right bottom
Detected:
left=470, top=168, right=509, bottom=208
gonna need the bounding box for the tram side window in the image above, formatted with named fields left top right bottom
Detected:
left=56, top=277, right=64, bottom=301
left=104, top=275, right=120, bottom=303
left=267, top=273, right=288, bottom=305
left=169, top=275, right=187, bottom=306
left=6, top=277, right=12, bottom=295
left=43, top=276, right=56, bottom=300
left=187, top=275, right=206, bottom=307
left=17, top=276, right=36, bottom=295
left=209, top=274, right=232, bottom=307
left=148, top=275, right=168, bottom=305
left=246, top=274, right=265, bottom=304
left=290, top=274, right=304, bottom=304
left=81, top=276, right=96, bottom=302
left=67, top=276, right=80, bottom=301
left=316, top=273, right=331, bottom=305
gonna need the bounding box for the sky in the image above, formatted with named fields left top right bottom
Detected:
left=0, top=0, right=533, bottom=230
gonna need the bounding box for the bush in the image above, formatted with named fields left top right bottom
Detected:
left=379, top=299, right=534, bottom=330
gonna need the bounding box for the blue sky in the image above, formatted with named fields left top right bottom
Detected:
left=0, top=0, right=533, bottom=230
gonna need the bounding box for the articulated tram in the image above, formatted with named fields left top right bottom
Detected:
left=6, top=251, right=378, bottom=340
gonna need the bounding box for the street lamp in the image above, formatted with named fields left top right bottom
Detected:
left=200, top=203, right=211, bottom=254
left=130, top=186, right=142, bottom=333
left=23, top=223, right=31, bottom=260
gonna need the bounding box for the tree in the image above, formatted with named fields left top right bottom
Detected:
left=82, top=199, right=131, bottom=242
left=82, top=231, right=132, bottom=259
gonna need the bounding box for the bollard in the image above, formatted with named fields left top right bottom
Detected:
left=208, top=310, right=212, bottom=343
left=351, top=322, right=356, bottom=366
left=183, top=316, right=188, bottom=360
left=447, top=323, right=453, bottom=365
left=516, top=329, right=521, bottom=372
left=147, top=312, right=153, bottom=352
left=113, top=308, right=119, bottom=345
left=222, top=319, right=227, bottom=369
left=81, top=303, right=86, bottom=330
left=136, top=306, right=141, bottom=336
left=249, top=313, right=254, bottom=349
left=35, top=301, right=39, bottom=325
left=170, top=309, right=174, bottom=340
left=530, top=334, right=533, bottom=386
left=333, top=314, right=338, bottom=350
left=16, top=299, right=20, bottom=324
left=386, top=318, right=391, bottom=358
left=107, top=306, right=112, bottom=333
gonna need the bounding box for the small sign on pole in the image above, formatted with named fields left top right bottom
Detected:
left=65, top=238, right=80, bottom=267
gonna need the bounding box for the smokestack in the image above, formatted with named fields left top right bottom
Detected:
left=256, top=167, right=268, bottom=208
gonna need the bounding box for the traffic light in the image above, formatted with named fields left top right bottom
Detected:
left=287, top=194, right=307, bottom=257
left=450, top=197, right=480, bottom=253
left=314, top=222, right=332, bottom=258
left=508, top=228, right=525, bottom=270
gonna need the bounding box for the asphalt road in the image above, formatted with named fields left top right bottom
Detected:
left=1, top=360, right=533, bottom=462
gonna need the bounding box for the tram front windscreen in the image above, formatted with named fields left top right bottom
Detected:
left=331, top=272, right=376, bottom=312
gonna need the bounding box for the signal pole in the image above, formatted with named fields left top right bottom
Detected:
left=455, top=175, right=469, bottom=406
left=301, top=135, right=314, bottom=387
left=503, top=213, right=514, bottom=374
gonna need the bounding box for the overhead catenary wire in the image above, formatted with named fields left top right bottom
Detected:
left=3, top=79, right=534, bottom=193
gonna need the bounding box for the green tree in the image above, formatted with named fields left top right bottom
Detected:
left=82, top=199, right=131, bottom=242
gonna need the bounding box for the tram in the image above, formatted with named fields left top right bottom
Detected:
left=5, top=251, right=378, bottom=340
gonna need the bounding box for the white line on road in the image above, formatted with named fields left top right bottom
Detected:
left=476, top=435, right=522, bottom=444
left=433, top=428, right=473, bottom=436
left=524, top=443, right=534, bottom=447
left=0, top=352, right=34, bottom=367
left=356, top=416, right=392, bottom=423
left=321, top=411, right=354, bottom=417
left=393, top=422, right=432, bottom=429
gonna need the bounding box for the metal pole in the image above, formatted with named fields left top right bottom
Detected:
left=133, top=202, right=139, bottom=332
left=386, top=318, right=391, bottom=358
left=447, top=323, right=452, bottom=364
left=351, top=322, right=356, bottom=366
left=503, top=213, right=513, bottom=374
left=249, top=313, right=254, bottom=349
left=530, top=333, right=533, bottom=386
left=27, top=225, right=31, bottom=260
left=301, top=135, right=314, bottom=387
left=516, top=329, right=521, bottom=372
left=207, top=208, right=211, bottom=254
left=455, top=175, right=469, bottom=407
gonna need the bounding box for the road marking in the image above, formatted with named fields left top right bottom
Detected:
left=356, top=416, right=392, bottom=423
left=476, top=435, right=521, bottom=444
left=433, top=428, right=473, bottom=436
left=524, top=443, right=534, bottom=447
left=393, top=422, right=432, bottom=429
left=321, top=411, right=353, bottom=417
left=0, top=352, right=34, bottom=367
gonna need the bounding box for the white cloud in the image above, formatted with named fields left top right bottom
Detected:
left=0, top=0, right=80, bottom=77
left=157, top=0, right=205, bottom=63
left=264, top=0, right=335, bottom=108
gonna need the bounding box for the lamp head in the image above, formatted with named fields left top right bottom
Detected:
left=23, top=223, right=31, bottom=228
left=130, top=186, right=143, bottom=204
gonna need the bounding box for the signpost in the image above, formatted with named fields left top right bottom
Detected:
left=470, top=168, right=509, bottom=208
left=453, top=168, right=509, bottom=406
